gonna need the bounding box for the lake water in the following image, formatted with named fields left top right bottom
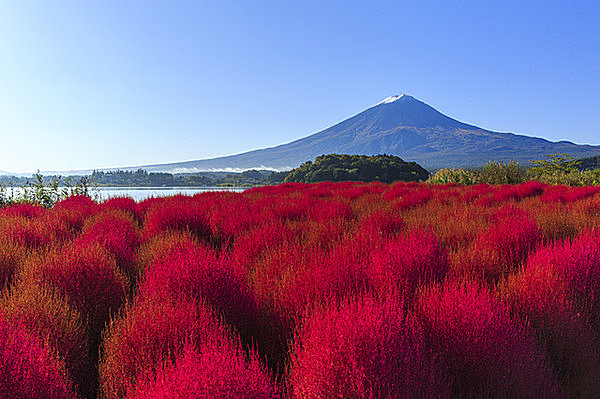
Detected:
left=3, top=186, right=248, bottom=202
left=96, top=187, right=247, bottom=201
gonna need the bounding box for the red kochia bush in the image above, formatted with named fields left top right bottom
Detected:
left=1, top=282, right=93, bottom=397
left=0, top=237, right=26, bottom=289
left=252, top=239, right=368, bottom=326
left=134, top=230, right=198, bottom=280
left=79, top=209, right=141, bottom=280
left=492, top=185, right=520, bottom=203
left=142, top=195, right=211, bottom=241
left=527, top=229, right=600, bottom=333
left=484, top=207, right=541, bottom=264
left=0, top=215, right=53, bottom=248
left=416, top=282, right=561, bottom=398
left=51, top=195, right=97, bottom=233
left=295, top=217, right=352, bottom=250
left=369, top=228, right=448, bottom=299
left=136, top=196, right=165, bottom=218
left=127, top=342, right=280, bottom=399
left=0, top=314, right=76, bottom=399
left=0, top=211, right=70, bottom=250
left=355, top=209, right=404, bottom=241
left=100, top=196, right=141, bottom=221
left=542, top=185, right=600, bottom=203
left=501, top=264, right=600, bottom=397
left=259, top=195, right=312, bottom=222
left=99, top=297, right=229, bottom=399
left=138, top=241, right=259, bottom=338
left=382, top=182, right=433, bottom=209
left=289, top=295, right=451, bottom=399
left=305, top=199, right=354, bottom=221
left=454, top=206, right=541, bottom=282
left=0, top=202, right=46, bottom=218
left=194, top=192, right=262, bottom=244
left=382, top=181, right=412, bottom=201
left=230, top=221, right=295, bottom=275
left=20, top=240, right=128, bottom=340
left=516, top=180, right=545, bottom=199
left=393, top=187, right=433, bottom=210
left=250, top=238, right=372, bottom=373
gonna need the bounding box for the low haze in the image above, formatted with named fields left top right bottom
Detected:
left=1, top=1, right=599, bottom=173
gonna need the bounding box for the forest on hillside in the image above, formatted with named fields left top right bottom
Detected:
left=285, top=154, right=430, bottom=183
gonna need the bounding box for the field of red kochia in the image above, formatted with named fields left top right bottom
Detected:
left=1, top=181, right=600, bottom=398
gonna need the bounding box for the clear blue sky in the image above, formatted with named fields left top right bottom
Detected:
left=1, top=0, right=599, bottom=173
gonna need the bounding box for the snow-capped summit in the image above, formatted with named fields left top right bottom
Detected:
left=376, top=94, right=409, bottom=105
left=111, top=94, right=600, bottom=172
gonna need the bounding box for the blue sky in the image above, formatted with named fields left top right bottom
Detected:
left=1, top=1, right=599, bottom=173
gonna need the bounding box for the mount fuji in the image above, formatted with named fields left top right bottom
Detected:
left=121, top=95, right=600, bottom=172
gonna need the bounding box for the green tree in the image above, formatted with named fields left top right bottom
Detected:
left=529, top=153, right=581, bottom=176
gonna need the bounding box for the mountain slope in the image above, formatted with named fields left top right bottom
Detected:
left=578, top=155, right=600, bottom=171
left=130, top=95, right=600, bottom=172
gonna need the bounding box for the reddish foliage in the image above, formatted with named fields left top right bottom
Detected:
left=258, top=195, right=312, bottom=222
left=99, top=297, right=229, bottom=399
left=393, top=187, right=433, bottom=210
left=1, top=282, right=94, bottom=397
left=515, top=180, right=545, bottom=198
left=0, top=215, right=53, bottom=248
left=0, top=313, right=77, bottom=399
left=19, top=240, right=128, bottom=340
left=194, top=192, right=262, bottom=244
left=142, top=195, right=211, bottom=241
left=541, top=185, right=600, bottom=203
left=306, top=198, right=354, bottom=221
left=355, top=208, right=404, bottom=241
left=383, top=182, right=434, bottom=210
left=79, top=209, right=141, bottom=280
left=289, top=295, right=451, bottom=398
left=3, top=182, right=600, bottom=396
left=500, top=185, right=521, bottom=202
left=526, top=229, right=600, bottom=333
left=134, top=230, right=199, bottom=280
left=0, top=237, right=26, bottom=289
left=369, top=228, right=448, bottom=298
left=52, top=195, right=98, bottom=233
left=249, top=237, right=372, bottom=372
left=136, top=196, right=164, bottom=218
left=100, top=197, right=141, bottom=220
left=1, top=202, right=46, bottom=218
left=416, top=281, right=561, bottom=398
left=251, top=239, right=369, bottom=324
left=126, top=342, right=280, bottom=399
left=382, top=181, right=413, bottom=201
left=460, top=183, right=494, bottom=203
left=294, top=217, right=353, bottom=250
left=501, top=264, right=600, bottom=397
left=138, top=241, right=259, bottom=339
left=230, top=221, right=296, bottom=275
left=452, top=206, right=541, bottom=282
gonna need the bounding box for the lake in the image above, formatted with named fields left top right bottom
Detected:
left=96, top=187, right=247, bottom=201
left=3, top=186, right=248, bottom=202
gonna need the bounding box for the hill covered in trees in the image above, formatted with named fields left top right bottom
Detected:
left=284, top=154, right=429, bottom=183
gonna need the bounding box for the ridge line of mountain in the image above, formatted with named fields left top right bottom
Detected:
left=5, top=95, right=600, bottom=175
